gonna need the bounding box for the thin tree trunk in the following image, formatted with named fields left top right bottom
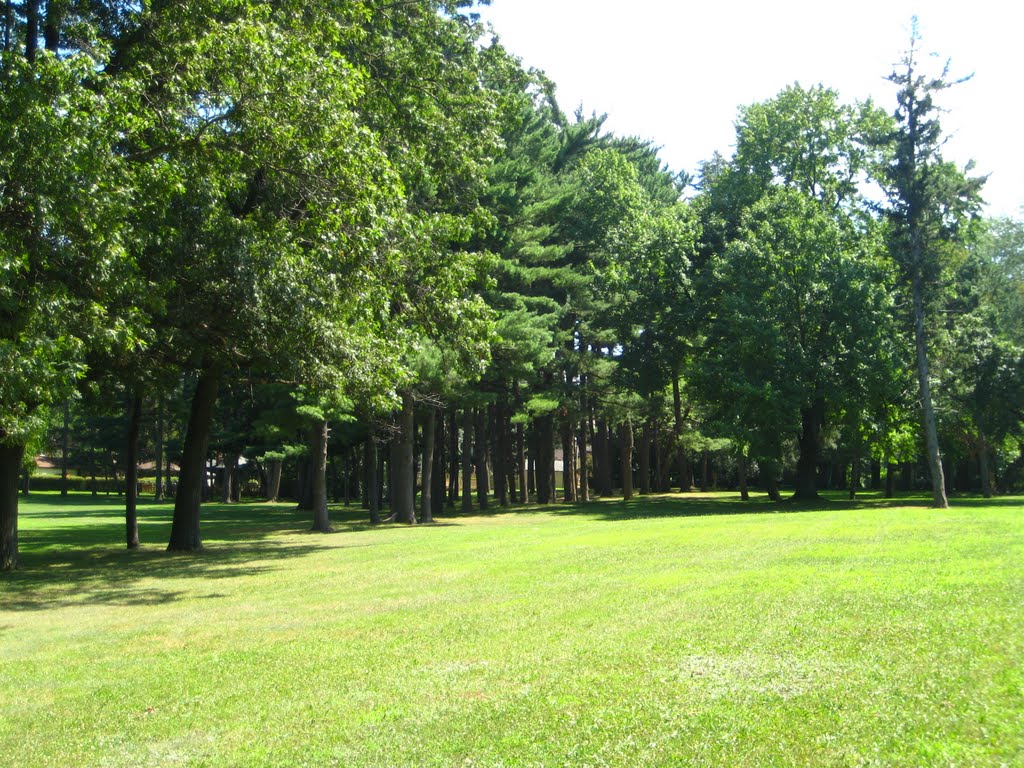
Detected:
left=61, top=401, right=69, bottom=497
left=462, top=408, right=473, bottom=514
left=912, top=280, right=949, bottom=507
left=763, top=460, right=782, bottom=502
left=448, top=407, right=459, bottom=508
left=167, top=367, right=220, bottom=551
left=366, top=433, right=380, bottom=524
left=849, top=456, right=861, bottom=500
left=561, top=416, right=576, bottom=503
left=639, top=419, right=651, bottom=495
left=620, top=419, right=634, bottom=500
left=0, top=443, right=25, bottom=570
left=221, top=453, right=238, bottom=504
left=516, top=422, right=527, bottom=503
left=125, top=392, right=143, bottom=549
left=577, top=419, right=589, bottom=502
left=421, top=406, right=436, bottom=523
left=432, top=409, right=446, bottom=519
left=475, top=408, right=489, bottom=511
left=154, top=394, right=164, bottom=501
left=310, top=419, right=331, bottom=532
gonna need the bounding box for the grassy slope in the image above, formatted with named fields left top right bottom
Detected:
left=1, top=492, right=1022, bottom=767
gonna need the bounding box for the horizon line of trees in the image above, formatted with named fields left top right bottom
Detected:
left=2, top=4, right=1022, bottom=569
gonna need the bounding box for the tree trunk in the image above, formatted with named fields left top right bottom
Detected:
left=639, top=420, right=651, bottom=495
left=461, top=408, right=473, bottom=513
left=448, top=407, right=459, bottom=508
left=153, top=395, right=164, bottom=501
left=912, top=280, right=949, bottom=507
left=366, top=433, right=380, bottom=524
left=849, top=456, right=861, bottom=500
left=432, top=409, right=446, bottom=518
left=310, top=419, right=331, bottom=532
left=577, top=419, right=589, bottom=502
left=474, top=408, right=489, bottom=511
left=167, top=367, right=220, bottom=552
left=885, top=458, right=896, bottom=498
left=978, top=434, right=993, bottom=498
left=0, top=443, right=24, bottom=570
left=763, top=460, right=782, bottom=502
left=620, top=419, right=634, bottom=500
left=267, top=458, right=283, bottom=502
left=221, top=453, right=239, bottom=504
left=495, top=403, right=510, bottom=506
left=738, top=452, right=749, bottom=501
left=61, top=401, right=70, bottom=497
left=596, top=418, right=611, bottom=497
left=516, top=422, right=527, bottom=503
left=394, top=392, right=416, bottom=524
left=672, top=372, right=685, bottom=491
left=793, top=398, right=824, bottom=500
left=421, top=406, right=436, bottom=523
left=536, top=415, right=554, bottom=504
left=125, top=392, right=143, bottom=549
left=561, top=416, right=576, bottom=503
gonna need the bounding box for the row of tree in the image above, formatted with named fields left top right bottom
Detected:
left=2, top=3, right=1021, bottom=569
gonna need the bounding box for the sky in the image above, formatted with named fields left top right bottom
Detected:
left=477, top=0, right=1023, bottom=218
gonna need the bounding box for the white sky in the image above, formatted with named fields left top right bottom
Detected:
left=477, top=0, right=1023, bottom=218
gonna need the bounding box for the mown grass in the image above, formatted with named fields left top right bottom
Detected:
left=1, top=490, right=1022, bottom=767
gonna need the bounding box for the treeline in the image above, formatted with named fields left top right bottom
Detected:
left=1, top=3, right=1022, bottom=568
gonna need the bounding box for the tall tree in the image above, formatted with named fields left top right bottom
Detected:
left=880, top=27, right=985, bottom=507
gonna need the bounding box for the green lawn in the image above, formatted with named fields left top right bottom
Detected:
left=2, top=491, right=1022, bottom=767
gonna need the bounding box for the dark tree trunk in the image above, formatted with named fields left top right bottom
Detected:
left=672, top=372, right=685, bottom=491
left=267, top=458, right=283, bottom=502
left=297, top=451, right=313, bottom=511
left=912, top=280, right=949, bottom=508
left=902, top=461, right=914, bottom=492
left=474, top=408, right=489, bottom=511
left=885, top=459, right=896, bottom=498
left=596, top=418, right=611, bottom=497
left=461, top=408, right=473, bottom=513
left=699, top=452, right=708, bottom=493
left=421, top=406, right=436, bottom=523
left=978, top=434, right=993, bottom=498
left=620, top=419, right=634, bottom=500
left=448, top=407, right=459, bottom=508
left=0, top=443, right=24, bottom=570
left=24, top=0, right=39, bottom=61
left=394, top=392, right=416, bottom=524
left=42, top=0, right=60, bottom=51
left=432, top=409, right=446, bottom=519
left=793, top=398, right=824, bottom=500
left=536, top=415, right=554, bottom=504
left=167, top=367, right=221, bottom=552
left=738, top=452, right=749, bottom=501
left=870, top=459, right=881, bottom=491
left=495, top=403, right=510, bottom=506
left=310, top=419, right=331, bottom=532
left=125, top=392, right=143, bottom=549
left=849, top=456, right=861, bottom=500
left=763, top=460, right=782, bottom=502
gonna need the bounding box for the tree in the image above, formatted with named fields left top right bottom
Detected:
left=880, top=26, right=985, bottom=507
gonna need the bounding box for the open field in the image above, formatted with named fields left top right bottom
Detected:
left=2, top=492, right=1022, bottom=767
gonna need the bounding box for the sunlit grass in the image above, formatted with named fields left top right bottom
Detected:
left=2, top=490, right=1022, bottom=766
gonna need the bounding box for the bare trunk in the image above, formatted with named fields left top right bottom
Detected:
left=620, top=419, right=634, bottom=500
left=221, top=453, right=238, bottom=504
left=738, top=452, right=749, bottom=501
left=167, top=367, right=220, bottom=551
left=474, top=408, right=489, bottom=511
left=61, top=401, right=69, bottom=497
left=448, top=408, right=459, bottom=508
left=153, top=395, right=164, bottom=501
left=310, top=419, right=331, bottom=532
left=577, top=419, right=589, bottom=502
left=516, top=422, right=527, bottom=503
left=978, top=434, right=993, bottom=499
left=366, top=433, right=380, bottom=524
left=125, top=392, right=143, bottom=549
left=421, top=406, right=436, bottom=523
left=267, top=458, right=283, bottom=502
left=461, top=408, right=473, bottom=513
left=763, top=460, right=782, bottom=502
left=0, top=443, right=24, bottom=570
left=394, top=392, right=417, bottom=524
left=536, top=415, right=554, bottom=504
left=561, top=416, right=576, bottom=503
left=913, top=280, right=949, bottom=508
left=639, top=420, right=651, bottom=495
left=793, top=398, right=824, bottom=500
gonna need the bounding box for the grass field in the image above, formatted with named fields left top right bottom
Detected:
left=1, top=491, right=1022, bottom=767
